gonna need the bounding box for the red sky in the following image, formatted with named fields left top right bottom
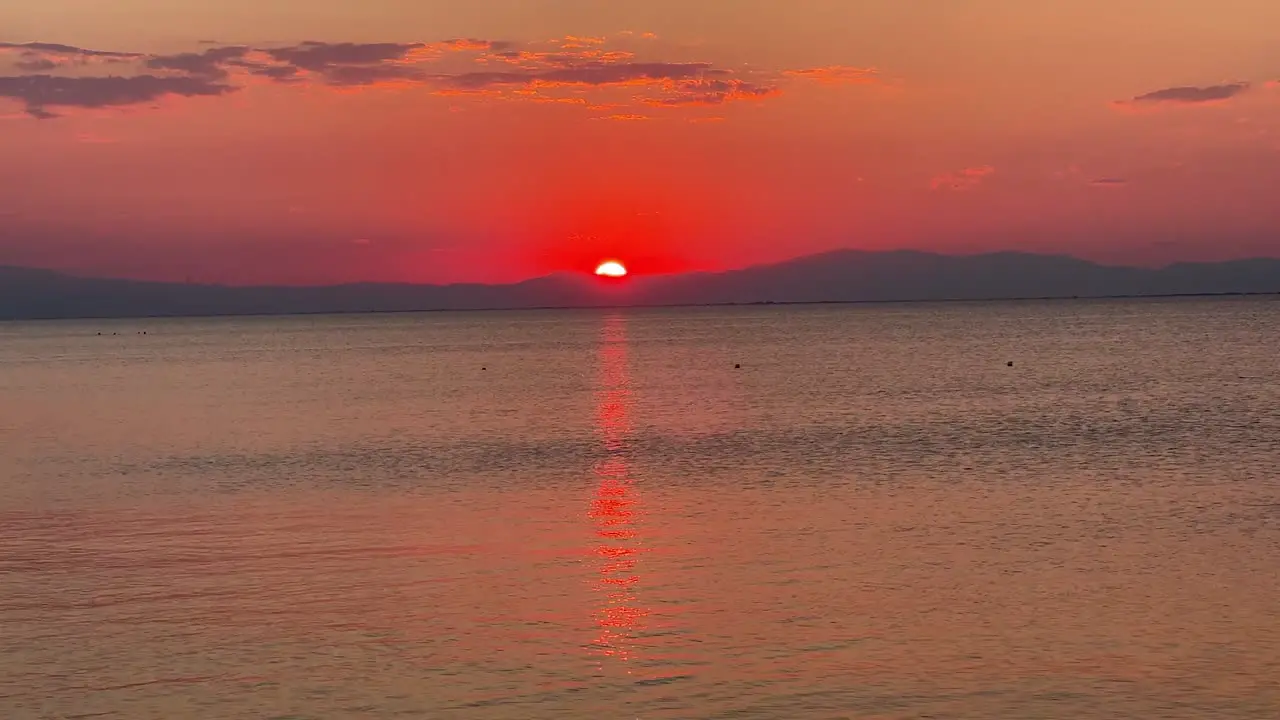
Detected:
left=2, top=0, right=1279, bottom=285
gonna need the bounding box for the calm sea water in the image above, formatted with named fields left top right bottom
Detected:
left=2, top=299, right=1279, bottom=719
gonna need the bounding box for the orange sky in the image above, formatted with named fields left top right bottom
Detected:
left=2, top=0, right=1279, bottom=284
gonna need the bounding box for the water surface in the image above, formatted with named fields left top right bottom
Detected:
left=2, top=299, right=1279, bottom=718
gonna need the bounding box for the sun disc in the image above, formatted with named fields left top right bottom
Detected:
left=595, top=260, right=628, bottom=278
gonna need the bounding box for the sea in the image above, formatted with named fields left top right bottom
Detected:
left=1, top=297, right=1278, bottom=719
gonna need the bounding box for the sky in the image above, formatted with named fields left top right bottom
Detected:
left=2, top=0, right=1279, bottom=285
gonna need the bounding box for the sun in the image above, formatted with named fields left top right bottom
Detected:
left=594, top=260, right=628, bottom=278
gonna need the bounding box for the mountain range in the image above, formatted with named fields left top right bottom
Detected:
left=3, top=250, right=1279, bottom=320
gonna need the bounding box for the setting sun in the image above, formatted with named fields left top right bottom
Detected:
left=595, top=261, right=628, bottom=278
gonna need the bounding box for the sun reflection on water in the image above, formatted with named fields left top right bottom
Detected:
left=589, top=313, right=649, bottom=672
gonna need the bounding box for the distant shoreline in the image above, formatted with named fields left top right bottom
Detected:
left=6, top=249, right=1279, bottom=321
left=4, top=290, right=1276, bottom=323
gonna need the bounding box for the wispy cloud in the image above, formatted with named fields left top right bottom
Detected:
left=784, top=65, right=878, bottom=85
left=1116, top=82, right=1252, bottom=108
left=557, top=36, right=607, bottom=49
left=490, top=49, right=637, bottom=68
left=437, top=61, right=779, bottom=107
left=441, top=39, right=512, bottom=52
left=1090, top=177, right=1128, bottom=187
left=442, top=61, right=711, bottom=89
left=643, top=78, right=779, bottom=107
left=0, top=41, right=140, bottom=60
left=931, top=166, right=995, bottom=191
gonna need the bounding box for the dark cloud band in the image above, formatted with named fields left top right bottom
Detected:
left=0, top=74, right=235, bottom=119
left=1127, top=82, right=1251, bottom=105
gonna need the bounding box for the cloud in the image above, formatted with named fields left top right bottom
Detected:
left=644, top=78, right=780, bottom=107
left=15, top=58, right=57, bottom=72
left=491, top=49, right=636, bottom=68
left=0, top=74, right=236, bottom=119
left=439, top=70, right=536, bottom=89
left=264, top=41, right=424, bottom=70
left=442, top=61, right=712, bottom=90
left=146, top=46, right=249, bottom=79
left=0, top=42, right=140, bottom=60
left=242, top=64, right=301, bottom=82
left=2, top=35, right=799, bottom=116
left=558, top=36, right=607, bottom=49
left=1090, top=177, right=1128, bottom=186
left=521, top=95, right=591, bottom=106
left=435, top=62, right=779, bottom=107
left=441, top=38, right=512, bottom=52
left=543, top=62, right=721, bottom=86
left=264, top=41, right=426, bottom=72
left=1120, top=82, right=1251, bottom=106
left=255, top=40, right=513, bottom=86
left=931, top=166, right=995, bottom=191
left=784, top=65, right=878, bottom=85
left=596, top=113, right=648, bottom=121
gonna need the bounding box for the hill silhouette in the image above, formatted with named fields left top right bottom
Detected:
left=3, top=250, right=1279, bottom=320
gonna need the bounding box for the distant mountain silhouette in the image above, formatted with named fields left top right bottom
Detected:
left=3, top=250, right=1279, bottom=320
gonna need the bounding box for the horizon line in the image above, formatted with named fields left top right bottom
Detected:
left=3, top=292, right=1278, bottom=326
